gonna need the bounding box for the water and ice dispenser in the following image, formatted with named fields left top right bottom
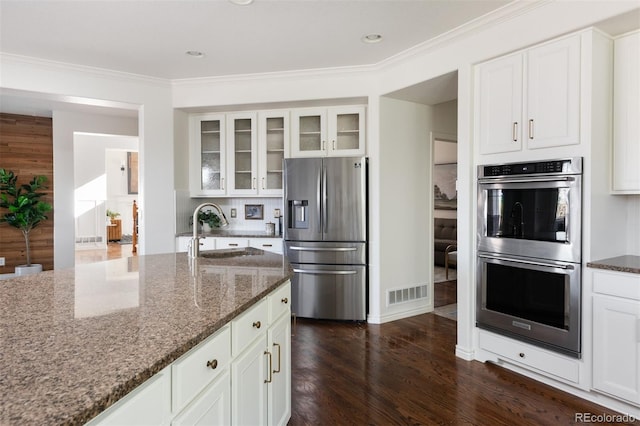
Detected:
left=288, top=200, right=309, bottom=229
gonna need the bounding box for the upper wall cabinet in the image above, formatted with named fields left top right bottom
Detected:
left=258, top=111, right=289, bottom=196
left=189, top=111, right=288, bottom=197
left=476, top=35, right=581, bottom=155
left=612, top=30, right=640, bottom=194
left=290, top=106, right=366, bottom=157
left=190, top=113, right=227, bottom=197
left=228, top=112, right=258, bottom=196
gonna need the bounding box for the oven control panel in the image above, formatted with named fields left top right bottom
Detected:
left=480, top=157, right=582, bottom=178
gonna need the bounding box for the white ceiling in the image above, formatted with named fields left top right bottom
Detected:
left=0, top=0, right=512, bottom=80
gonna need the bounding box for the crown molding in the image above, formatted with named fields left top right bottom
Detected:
left=0, top=53, right=171, bottom=87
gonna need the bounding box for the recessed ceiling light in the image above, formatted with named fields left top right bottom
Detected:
left=185, top=50, right=205, bottom=58
left=229, top=0, right=254, bottom=5
left=362, top=34, right=383, bottom=44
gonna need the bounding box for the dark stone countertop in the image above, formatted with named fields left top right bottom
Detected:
left=0, top=250, right=292, bottom=425
left=587, top=255, right=640, bottom=274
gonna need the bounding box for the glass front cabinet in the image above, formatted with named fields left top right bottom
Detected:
left=190, top=113, right=227, bottom=197
left=291, top=106, right=365, bottom=157
left=190, top=111, right=289, bottom=197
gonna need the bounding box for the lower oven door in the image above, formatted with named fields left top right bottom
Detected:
left=476, top=252, right=581, bottom=357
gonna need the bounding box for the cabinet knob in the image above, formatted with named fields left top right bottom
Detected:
left=253, top=321, right=262, bottom=329
left=281, top=297, right=288, bottom=304
left=519, top=352, right=525, bottom=358
left=206, top=359, right=218, bottom=369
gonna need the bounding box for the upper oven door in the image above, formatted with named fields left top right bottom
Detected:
left=477, top=174, right=581, bottom=263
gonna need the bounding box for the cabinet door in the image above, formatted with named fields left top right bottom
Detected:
left=228, top=113, right=258, bottom=196
left=476, top=53, right=524, bottom=154
left=231, top=334, right=268, bottom=426
left=172, top=370, right=231, bottom=426
left=525, top=35, right=581, bottom=149
left=249, top=238, right=283, bottom=254
left=612, top=31, right=640, bottom=193
left=267, top=313, right=291, bottom=426
left=259, top=111, right=288, bottom=195
left=327, top=106, right=366, bottom=157
left=593, top=294, right=640, bottom=405
left=290, top=108, right=327, bottom=157
left=191, top=114, right=227, bottom=197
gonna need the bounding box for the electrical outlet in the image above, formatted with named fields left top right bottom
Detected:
left=230, top=208, right=237, bottom=218
left=274, top=208, right=281, bottom=218
left=0, top=257, right=5, bottom=267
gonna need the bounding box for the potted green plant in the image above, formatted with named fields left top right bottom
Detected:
left=197, top=209, right=221, bottom=232
left=0, top=168, right=53, bottom=275
left=106, top=209, right=120, bottom=223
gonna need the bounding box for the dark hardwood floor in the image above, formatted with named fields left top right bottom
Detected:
left=290, top=314, right=639, bottom=425
left=434, top=280, right=457, bottom=308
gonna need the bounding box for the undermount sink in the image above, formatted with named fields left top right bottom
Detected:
left=199, top=247, right=264, bottom=259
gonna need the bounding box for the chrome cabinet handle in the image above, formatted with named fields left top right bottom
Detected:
left=528, top=119, right=534, bottom=139
left=512, top=122, right=518, bottom=142
left=332, top=139, right=336, bottom=150
left=221, top=177, right=225, bottom=190
left=264, top=351, right=273, bottom=383
left=252, top=177, right=256, bottom=189
left=228, top=243, right=239, bottom=247
left=253, top=321, right=261, bottom=329
left=262, top=177, right=265, bottom=190
left=273, top=343, right=281, bottom=373
left=206, top=359, right=218, bottom=369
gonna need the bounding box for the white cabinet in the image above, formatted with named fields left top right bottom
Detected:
left=612, top=30, right=640, bottom=193
left=476, top=35, right=581, bottom=154
left=176, top=236, right=215, bottom=253
left=228, top=113, right=258, bottom=196
left=89, top=281, right=291, bottom=425
left=259, top=111, right=289, bottom=195
left=249, top=238, right=283, bottom=254
left=291, top=106, right=366, bottom=157
left=190, top=114, right=227, bottom=197
left=592, top=270, right=640, bottom=406
left=87, top=367, right=172, bottom=425
left=217, top=238, right=249, bottom=249
left=231, top=281, right=291, bottom=426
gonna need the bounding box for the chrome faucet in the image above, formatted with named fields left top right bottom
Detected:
left=189, top=202, right=229, bottom=258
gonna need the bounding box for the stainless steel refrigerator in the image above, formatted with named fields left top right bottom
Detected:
left=284, top=157, right=367, bottom=321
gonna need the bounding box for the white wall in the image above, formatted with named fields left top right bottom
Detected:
left=373, top=97, right=432, bottom=323
left=433, top=100, right=458, bottom=220
left=53, top=111, right=138, bottom=268
left=1, top=54, right=175, bottom=266
left=74, top=133, right=137, bottom=246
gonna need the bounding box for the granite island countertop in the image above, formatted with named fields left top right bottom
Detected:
left=587, top=255, right=640, bottom=274
left=0, top=250, right=293, bottom=425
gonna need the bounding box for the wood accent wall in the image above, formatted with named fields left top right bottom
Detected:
left=0, top=113, right=54, bottom=273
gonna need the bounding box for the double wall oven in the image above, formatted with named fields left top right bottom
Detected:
left=477, top=157, right=583, bottom=358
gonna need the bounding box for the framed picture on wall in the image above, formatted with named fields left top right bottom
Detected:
left=245, top=204, right=264, bottom=220
left=434, top=163, right=457, bottom=210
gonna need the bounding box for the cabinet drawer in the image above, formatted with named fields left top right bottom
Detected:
left=269, top=281, right=291, bottom=322
left=232, top=299, right=268, bottom=356
left=172, top=326, right=231, bottom=414
left=593, top=270, right=640, bottom=300
left=479, top=330, right=580, bottom=384
left=250, top=238, right=283, bottom=254
left=216, top=238, right=249, bottom=249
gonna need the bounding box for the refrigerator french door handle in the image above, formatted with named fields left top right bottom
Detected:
left=293, top=269, right=357, bottom=275
left=289, top=246, right=357, bottom=252
left=317, top=167, right=322, bottom=231
left=322, top=165, right=328, bottom=233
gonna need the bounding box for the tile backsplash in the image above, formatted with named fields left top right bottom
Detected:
left=174, top=191, right=284, bottom=234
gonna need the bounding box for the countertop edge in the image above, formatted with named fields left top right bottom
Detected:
left=77, top=273, right=293, bottom=425
left=586, top=255, right=640, bottom=275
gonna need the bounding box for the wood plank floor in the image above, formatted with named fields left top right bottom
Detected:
left=290, top=315, right=639, bottom=425
left=75, top=242, right=135, bottom=265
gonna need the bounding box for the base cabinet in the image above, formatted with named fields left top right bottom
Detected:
left=592, top=270, right=640, bottom=406
left=88, top=281, right=291, bottom=426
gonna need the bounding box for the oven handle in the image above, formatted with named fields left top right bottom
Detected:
left=478, top=176, right=576, bottom=184
left=478, top=253, right=574, bottom=270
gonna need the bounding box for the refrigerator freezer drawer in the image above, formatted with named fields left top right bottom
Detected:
left=285, top=241, right=366, bottom=265
left=291, top=263, right=366, bottom=321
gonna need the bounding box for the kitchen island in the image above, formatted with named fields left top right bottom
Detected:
left=0, top=250, right=293, bottom=425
